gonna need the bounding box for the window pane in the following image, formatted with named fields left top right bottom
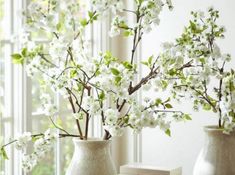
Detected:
left=32, top=79, right=43, bottom=114
left=0, top=0, right=11, bottom=39
left=60, top=113, right=78, bottom=174
left=0, top=41, right=4, bottom=175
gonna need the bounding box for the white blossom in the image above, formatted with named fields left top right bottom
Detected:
left=22, top=154, right=37, bottom=172
left=15, top=132, right=32, bottom=151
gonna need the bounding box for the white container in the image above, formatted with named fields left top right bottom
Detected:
left=193, top=125, right=235, bottom=175
left=66, top=138, right=117, bottom=175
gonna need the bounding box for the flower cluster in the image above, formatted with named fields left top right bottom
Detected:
left=108, top=0, right=173, bottom=39
left=15, top=132, right=31, bottom=151
left=91, top=0, right=124, bottom=15
left=16, top=129, right=58, bottom=172
left=159, top=8, right=235, bottom=133
left=9, top=0, right=190, bottom=142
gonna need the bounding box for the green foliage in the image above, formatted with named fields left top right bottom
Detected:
left=11, top=54, right=24, bottom=64
left=165, top=103, right=173, bottom=109
left=103, top=51, right=117, bottom=65
left=123, top=30, right=134, bottom=37
left=70, top=70, right=77, bottom=78
left=165, top=129, right=171, bottom=137
left=183, top=114, right=192, bottom=120
left=122, top=61, right=134, bottom=70
left=0, top=147, right=8, bottom=160
left=80, top=18, right=88, bottom=27
left=141, top=55, right=154, bottom=68
left=99, top=91, right=105, bottom=101
left=155, top=98, right=162, bottom=106
left=110, top=68, right=120, bottom=76
left=161, top=80, right=168, bottom=89
left=203, top=103, right=211, bottom=111
left=115, top=76, right=122, bottom=85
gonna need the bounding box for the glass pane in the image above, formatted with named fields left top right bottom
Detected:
left=60, top=113, right=78, bottom=174
left=59, top=97, right=72, bottom=113
left=1, top=122, right=13, bottom=175
left=32, top=79, right=43, bottom=113
left=31, top=118, right=55, bottom=175
left=0, top=0, right=11, bottom=39
left=0, top=42, right=4, bottom=175
left=32, top=77, right=55, bottom=114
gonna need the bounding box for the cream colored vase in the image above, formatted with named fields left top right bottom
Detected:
left=66, top=138, right=117, bottom=175
left=193, top=126, right=235, bottom=175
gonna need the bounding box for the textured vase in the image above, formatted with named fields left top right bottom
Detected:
left=193, top=125, right=235, bottom=175
left=66, top=138, right=117, bottom=175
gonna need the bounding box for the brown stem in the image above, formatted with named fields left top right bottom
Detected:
left=118, top=100, right=127, bottom=112
left=49, top=116, right=70, bottom=135
left=129, top=67, right=159, bottom=95
left=84, top=87, right=91, bottom=140
left=103, top=130, right=111, bottom=140
left=66, top=88, right=84, bottom=139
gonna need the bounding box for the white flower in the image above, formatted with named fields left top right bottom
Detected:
left=105, top=125, right=124, bottom=137
left=157, top=118, right=171, bottom=132
left=211, top=44, right=221, bottom=58
left=109, top=15, right=125, bottom=37
left=44, top=128, right=58, bottom=141
left=105, top=109, right=119, bottom=125
left=73, top=112, right=85, bottom=120
left=22, top=154, right=37, bottom=172
left=223, top=122, right=235, bottom=134
left=15, top=132, right=32, bottom=151
left=148, top=117, right=158, bottom=128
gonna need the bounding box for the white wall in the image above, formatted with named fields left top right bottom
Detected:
left=141, top=1, right=235, bottom=175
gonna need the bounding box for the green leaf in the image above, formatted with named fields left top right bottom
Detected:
left=165, top=103, right=173, bottom=109
left=104, top=51, right=116, bottom=65
left=123, top=30, right=133, bottom=37
left=56, top=22, right=62, bottom=31
left=119, top=22, right=128, bottom=29
left=0, top=147, right=9, bottom=160
left=183, top=114, right=192, bottom=120
left=99, top=91, right=105, bottom=101
left=70, top=70, right=77, bottom=78
left=155, top=98, right=162, bottom=106
left=88, top=11, right=94, bottom=18
left=115, top=76, right=122, bottom=85
left=161, top=80, right=168, bottom=89
left=141, top=61, right=149, bottom=66
left=122, top=61, right=133, bottom=70
left=21, top=48, right=27, bottom=57
left=32, top=135, right=42, bottom=142
left=80, top=19, right=88, bottom=27
left=93, top=14, right=98, bottom=21
left=148, top=55, right=153, bottom=65
left=11, top=54, right=24, bottom=64
left=203, top=103, right=211, bottom=111
left=165, top=129, right=171, bottom=137
left=111, top=68, right=120, bottom=76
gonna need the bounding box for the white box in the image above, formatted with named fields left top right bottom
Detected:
left=120, top=163, right=182, bottom=175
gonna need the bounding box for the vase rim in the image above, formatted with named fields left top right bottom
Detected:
left=204, top=125, right=223, bottom=131
left=73, top=137, right=111, bottom=143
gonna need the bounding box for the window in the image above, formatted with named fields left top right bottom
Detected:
left=0, top=0, right=109, bottom=174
